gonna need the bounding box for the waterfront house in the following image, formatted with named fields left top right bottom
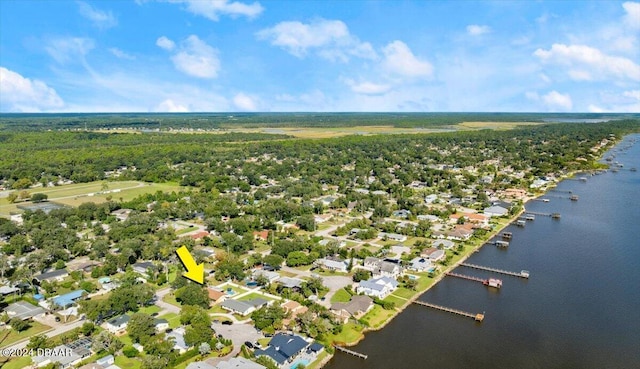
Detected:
left=446, top=225, right=474, bottom=241
left=330, top=295, right=374, bottom=323
left=357, top=276, right=399, bottom=299
left=255, top=333, right=309, bottom=367
left=408, top=257, right=433, bottom=272
left=421, top=248, right=446, bottom=262
left=484, top=205, right=508, bottom=217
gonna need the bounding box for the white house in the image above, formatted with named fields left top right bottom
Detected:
left=357, top=277, right=399, bottom=299
left=104, top=314, right=130, bottom=334
left=378, top=232, right=407, bottom=242
left=408, top=257, right=433, bottom=272
left=316, top=257, right=349, bottom=272
left=484, top=205, right=508, bottom=217
left=363, top=257, right=402, bottom=278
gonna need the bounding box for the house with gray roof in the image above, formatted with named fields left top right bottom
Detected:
left=220, top=298, right=270, bottom=316
left=330, top=295, right=374, bottom=323
left=104, top=314, right=130, bottom=334
left=213, top=357, right=266, bottom=369
left=34, top=268, right=69, bottom=283
left=166, top=326, right=189, bottom=353
left=4, top=301, right=45, bottom=320
left=356, top=276, right=399, bottom=299
left=433, top=239, right=455, bottom=250
left=277, top=276, right=304, bottom=289
left=421, top=247, right=446, bottom=262
left=255, top=333, right=309, bottom=367
left=316, top=256, right=348, bottom=272
left=484, top=205, right=509, bottom=217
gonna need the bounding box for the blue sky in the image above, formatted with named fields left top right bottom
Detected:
left=0, top=0, right=638, bottom=113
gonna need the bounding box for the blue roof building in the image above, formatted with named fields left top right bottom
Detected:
left=52, top=289, right=86, bottom=308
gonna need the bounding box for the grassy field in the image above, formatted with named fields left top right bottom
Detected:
left=115, top=354, right=142, bottom=369
left=458, top=121, right=543, bottom=130
left=330, top=288, right=352, bottom=303
left=0, top=321, right=52, bottom=347
left=0, top=355, right=32, bottom=369
left=0, top=180, right=185, bottom=217
left=360, top=305, right=397, bottom=328
left=158, top=312, right=181, bottom=329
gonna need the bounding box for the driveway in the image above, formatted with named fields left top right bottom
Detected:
left=318, top=275, right=353, bottom=308
left=206, top=322, right=264, bottom=366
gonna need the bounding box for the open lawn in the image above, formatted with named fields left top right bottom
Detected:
left=0, top=321, right=52, bottom=347
left=138, top=305, right=161, bottom=315
left=0, top=355, right=32, bottom=369
left=330, top=288, right=352, bottom=303
left=0, top=180, right=186, bottom=217
left=382, top=294, right=407, bottom=308
left=360, top=305, right=397, bottom=329
left=237, top=292, right=277, bottom=302
left=115, top=354, right=142, bottom=369
left=325, top=322, right=364, bottom=346
left=158, top=312, right=181, bottom=329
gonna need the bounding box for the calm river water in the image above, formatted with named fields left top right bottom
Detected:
left=326, top=134, right=640, bottom=369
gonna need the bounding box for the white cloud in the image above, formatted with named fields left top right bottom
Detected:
left=77, top=1, right=117, bottom=29
left=589, top=89, right=640, bottom=112
left=109, top=48, right=135, bottom=60
left=167, top=0, right=263, bottom=21
left=0, top=67, right=64, bottom=112
left=257, top=18, right=376, bottom=61
left=467, top=24, right=491, bottom=36
left=45, top=37, right=94, bottom=64
left=233, top=93, right=258, bottom=111
left=343, top=78, right=391, bottom=95
left=164, top=35, right=220, bottom=78
left=534, top=43, right=640, bottom=81
left=382, top=41, right=432, bottom=78
left=156, top=36, right=176, bottom=51
left=154, top=99, right=189, bottom=112
left=623, top=2, right=640, bottom=29
left=542, top=90, right=573, bottom=111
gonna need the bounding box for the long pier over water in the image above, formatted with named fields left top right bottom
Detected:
left=413, top=300, right=485, bottom=322
left=461, top=263, right=530, bottom=278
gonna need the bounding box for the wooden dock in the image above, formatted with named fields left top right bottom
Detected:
left=524, top=211, right=561, bottom=219
left=446, top=272, right=503, bottom=288
left=413, top=300, right=485, bottom=322
left=461, top=263, right=530, bottom=278
left=333, top=345, right=368, bottom=359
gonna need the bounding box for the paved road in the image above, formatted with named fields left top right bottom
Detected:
left=155, top=287, right=181, bottom=315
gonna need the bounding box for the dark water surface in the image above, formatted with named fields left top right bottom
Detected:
left=326, top=134, right=640, bottom=369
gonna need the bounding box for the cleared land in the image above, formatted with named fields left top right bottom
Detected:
left=458, top=121, right=544, bottom=130
left=0, top=181, right=185, bottom=217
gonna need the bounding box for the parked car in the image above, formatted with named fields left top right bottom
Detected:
left=222, top=320, right=233, bottom=325
left=244, top=341, right=254, bottom=349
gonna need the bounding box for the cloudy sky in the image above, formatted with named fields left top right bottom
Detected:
left=0, top=0, right=639, bottom=113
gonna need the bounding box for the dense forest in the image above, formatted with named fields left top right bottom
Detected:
left=1, top=112, right=639, bottom=131
left=1, top=119, right=639, bottom=189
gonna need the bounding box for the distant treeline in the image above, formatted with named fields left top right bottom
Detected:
left=2, top=112, right=639, bottom=131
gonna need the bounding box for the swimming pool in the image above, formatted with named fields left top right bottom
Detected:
left=289, top=358, right=310, bottom=369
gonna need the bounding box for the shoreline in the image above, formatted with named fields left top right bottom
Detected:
left=316, top=136, right=626, bottom=367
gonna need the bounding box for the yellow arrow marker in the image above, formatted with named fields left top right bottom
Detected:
left=176, top=245, right=204, bottom=284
